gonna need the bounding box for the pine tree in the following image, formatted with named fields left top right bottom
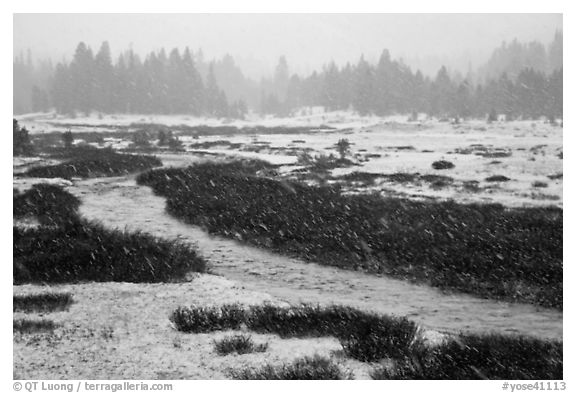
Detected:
left=70, top=42, right=96, bottom=115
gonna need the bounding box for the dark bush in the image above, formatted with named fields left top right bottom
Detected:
left=229, top=355, right=353, bottom=380
left=13, top=119, right=34, bottom=156
left=532, top=181, right=548, bottom=188
left=13, top=184, right=80, bottom=226
left=13, top=319, right=58, bottom=334
left=432, top=160, right=455, bottom=170
left=24, top=146, right=162, bottom=179
left=172, top=303, right=417, bottom=361
left=139, top=162, right=563, bottom=309
left=371, top=333, right=562, bottom=380
left=485, top=175, right=511, bottom=182
left=14, top=293, right=74, bottom=313
left=14, top=220, right=206, bottom=284
left=171, top=304, right=247, bottom=333
left=214, top=334, right=268, bottom=355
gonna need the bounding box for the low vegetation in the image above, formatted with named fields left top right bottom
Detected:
left=14, top=184, right=80, bottom=225
left=13, top=119, right=34, bottom=156
left=229, top=355, right=353, bottom=380
left=214, top=334, right=268, bottom=356
left=13, top=185, right=205, bottom=284
left=486, top=175, right=511, bottom=182
left=14, top=220, right=205, bottom=284
left=172, top=303, right=418, bottom=361
left=532, top=181, right=548, bottom=188
left=13, top=293, right=74, bottom=313
left=24, top=146, right=162, bottom=179
left=431, top=160, right=455, bottom=170
left=172, top=303, right=561, bottom=379
left=139, top=161, right=562, bottom=308
left=370, top=333, right=562, bottom=380
left=13, top=319, right=58, bottom=334
left=547, top=173, right=563, bottom=180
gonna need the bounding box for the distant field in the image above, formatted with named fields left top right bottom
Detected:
left=19, top=112, right=563, bottom=208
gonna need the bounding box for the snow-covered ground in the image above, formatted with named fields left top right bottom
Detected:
left=15, top=108, right=387, bottom=134
left=17, top=111, right=563, bottom=208
left=178, top=120, right=563, bottom=208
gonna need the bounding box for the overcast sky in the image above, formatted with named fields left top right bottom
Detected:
left=13, top=13, right=562, bottom=78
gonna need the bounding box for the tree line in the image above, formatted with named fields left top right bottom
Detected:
left=49, top=42, right=248, bottom=118
left=14, top=34, right=562, bottom=121
left=261, top=51, right=562, bottom=121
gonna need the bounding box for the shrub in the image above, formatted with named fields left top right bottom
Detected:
left=13, top=293, right=73, bottom=313
left=336, top=139, right=351, bottom=160
left=62, top=130, right=74, bottom=149
left=532, top=181, right=548, bottom=188
left=229, top=355, right=353, bottom=380
left=24, top=146, right=162, bottom=179
left=432, top=160, right=455, bottom=170
left=139, top=162, right=562, bottom=308
left=13, top=119, right=34, bottom=156
left=485, top=175, right=511, bottom=182
left=170, top=304, right=247, bottom=333
left=13, top=319, right=58, bottom=334
left=370, top=333, right=562, bottom=380
left=339, top=315, right=419, bottom=361
left=172, top=303, right=418, bottom=361
left=13, top=184, right=80, bottom=226
left=487, top=109, right=498, bottom=123
left=214, top=334, right=268, bottom=355
left=336, top=172, right=381, bottom=185
left=132, top=129, right=151, bottom=148
left=14, top=220, right=206, bottom=284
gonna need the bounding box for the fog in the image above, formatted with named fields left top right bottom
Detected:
left=14, top=13, right=562, bottom=78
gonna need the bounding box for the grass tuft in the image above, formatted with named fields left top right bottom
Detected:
left=214, top=334, right=268, bottom=355
left=13, top=293, right=74, bottom=313
left=431, top=160, right=455, bottom=170
left=485, top=175, right=511, bottom=182
left=370, top=333, right=562, bottom=380
left=229, top=355, right=353, bottom=380
left=13, top=319, right=58, bottom=334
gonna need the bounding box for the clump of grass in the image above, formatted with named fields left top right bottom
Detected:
left=462, top=180, right=481, bottom=192
left=547, top=173, right=563, bottom=180
left=229, top=355, right=353, bottom=380
left=214, top=334, right=268, bottom=355
left=481, top=151, right=512, bottom=158
left=13, top=318, right=58, bottom=334
left=532, top=181, right=548, bottom=188
left=431, top=160, right=455, bottom=170
left=139, top=162, right=562, bottom=309
left=14, top=293, right=73, bottom=313
left=24, top=146, right=162, bottom=179
left=485, top=175, right=511, bottom=182
left=172, top=303, right=418, bottom=361
left=420, top=174, right=454, bottom=189
left=14, top=220, right=205, bottom=284
left=336, top=172, right=381, bottom=185
left=370, top=333, right=562, bottom=380
left=383, top=173, right=419, bottom=183
left=13, top=184, right=80, bottom=226
left=170, top=304, right=248, bottom=333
